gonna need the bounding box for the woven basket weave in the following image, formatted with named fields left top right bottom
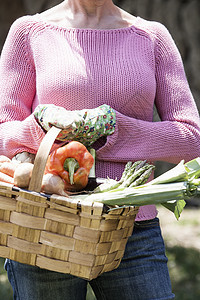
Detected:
left=0, top=127, right=138, bottom=280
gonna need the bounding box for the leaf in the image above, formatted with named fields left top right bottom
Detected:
left=161, top=199, right=186, bottom=220
left=184, top=157, right=200, bottom=178
left=147, top=160, right=188, bottom=185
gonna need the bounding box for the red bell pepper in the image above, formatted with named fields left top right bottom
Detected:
left=45, top=141, right=94, bottom=191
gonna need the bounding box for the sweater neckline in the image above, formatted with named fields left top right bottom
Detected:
left=35, top=13, right=141, bottom=33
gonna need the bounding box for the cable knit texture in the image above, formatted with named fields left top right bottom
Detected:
left=1, top=14, right=200, bottom=220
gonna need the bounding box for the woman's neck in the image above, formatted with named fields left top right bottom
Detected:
left=40, top=0, right=136, bottom=30
left=64, top=0, right=117, bottom=28
left=66, top=0, right=114, bottom=17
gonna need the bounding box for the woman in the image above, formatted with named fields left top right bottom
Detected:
left=1, top=0, right=200, bottom=299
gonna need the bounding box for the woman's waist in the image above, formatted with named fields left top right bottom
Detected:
left=95, top=160, right=126, bottom=180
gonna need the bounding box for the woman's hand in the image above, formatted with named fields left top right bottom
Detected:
left=34, top=104, right=116, bottom=146
left=33, top=104, right=84, bottom=134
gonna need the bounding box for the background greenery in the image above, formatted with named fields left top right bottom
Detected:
left=0, top=258, right=12, bottom=300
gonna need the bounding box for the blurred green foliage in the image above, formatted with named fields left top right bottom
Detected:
left=166, top=246, right=200, bottom=300
left=0, top=258, right=13, bottom=300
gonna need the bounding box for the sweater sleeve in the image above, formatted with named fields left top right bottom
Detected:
left=96, top=22, right=200, bottom=164
left=0, top=16, right=45, bottom=158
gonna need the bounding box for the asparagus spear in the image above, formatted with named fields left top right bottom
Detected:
left=129, top=165, right=155, bottom=187
left=119, top=163, right=151, bottom=188
left=93, top=160, right=154, bottom=193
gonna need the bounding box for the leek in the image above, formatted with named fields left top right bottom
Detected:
left=69, top=157, right=200, bottom=220
left=146, top=160, right=188, bottom=185
left=83, top=182, right=190, bottom=206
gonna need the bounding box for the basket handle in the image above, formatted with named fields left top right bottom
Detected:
left=28, top=126, right=62, bottom=192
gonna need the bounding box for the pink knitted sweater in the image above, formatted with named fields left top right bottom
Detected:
left=1, top=14, right=200, bottom=220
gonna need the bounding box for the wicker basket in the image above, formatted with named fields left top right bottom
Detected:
left=0, top=127, right=138, bottom=280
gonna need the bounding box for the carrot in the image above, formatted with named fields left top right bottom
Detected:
left=0, top=171, right=14, bottom=184
left=0, top=161, right=18, bottom=177
left=0, top=155, right=11, bottom=163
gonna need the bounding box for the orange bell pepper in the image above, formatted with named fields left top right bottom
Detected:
left=45, top=141, right=94, bottom=191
